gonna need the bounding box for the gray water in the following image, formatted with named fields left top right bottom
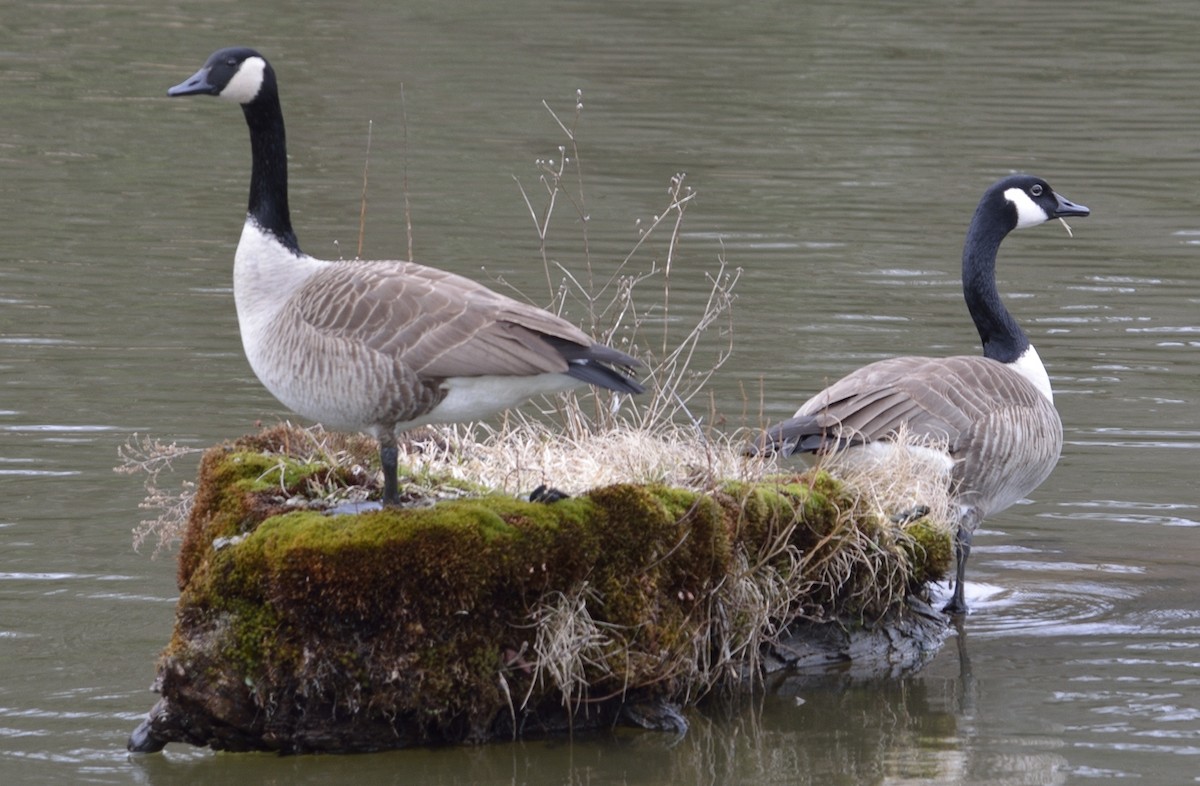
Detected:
left=2, top=0, right=1198, bottom=783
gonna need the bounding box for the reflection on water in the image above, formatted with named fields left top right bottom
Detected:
left=2, top=0, right=1200, bottom=783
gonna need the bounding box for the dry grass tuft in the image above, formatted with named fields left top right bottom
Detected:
left=693, top=542, right=807, bottom=696
left=396, top=419, right=767, bottom=498
left=523, top=583, right=620, bottom=712
left=794, top=429, right=957, bottom=620
left=820, top=425, right=956, bottom=530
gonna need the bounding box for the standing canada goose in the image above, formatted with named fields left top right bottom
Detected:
left=167, top=47, right=643, bottom=507
left=755, top=175, right=1089, bottom=615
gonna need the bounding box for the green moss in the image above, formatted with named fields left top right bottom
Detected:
left=160, top=428, right=954, bottom=749
left=901, top=517, right=954, bottom=586
left=176, top=448, right=332, bottom=588
left=794, top=471, right=845, bottom=536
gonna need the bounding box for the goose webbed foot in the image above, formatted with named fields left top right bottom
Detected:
left=941, top=594, right=969, bottom=616
left=890, top=504, right=931, bottom=525
left=529, top=484, right=570, bottom=504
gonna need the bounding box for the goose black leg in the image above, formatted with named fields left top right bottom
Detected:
left=943, top=523, right=974, bottom=615
left=379, top=434, right=400, bottom=507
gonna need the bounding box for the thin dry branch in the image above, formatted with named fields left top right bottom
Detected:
left=115, top=434, right=204, bottom=555
left=357, top=120, right=373, bottom=259
left=400, top=83, right=413, bottom=261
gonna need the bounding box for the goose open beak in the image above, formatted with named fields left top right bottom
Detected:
left=1051, top=193, right=1090, bottom=219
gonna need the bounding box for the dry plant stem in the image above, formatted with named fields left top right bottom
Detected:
left=513, top=173, right=558, bottom=302
left=114, top=434, right=203, bottom=555
left=659, top=260, right=739, bottom=422
left=523, top=584, right=619, bottom=716
left=659, top=175, right=686, bottom=358
left=513, top=98, right=729, bottom=436
left=400, top=83, right=413, bottom=262
left=357, top=119, right=372, bottom=260
left=612, top=179, right=696, bottom=301
left=513, top=94, right=594, bottom=315
left=544, top=94, right=594, bottom=300
left=705, top=542, right=805, bottom=692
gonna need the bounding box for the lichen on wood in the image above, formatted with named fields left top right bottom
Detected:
left=129, top=424, right=952, bottom=754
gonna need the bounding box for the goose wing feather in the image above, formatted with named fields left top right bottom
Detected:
left=772, top=355, right=1056, bottom=458
left=294, top=260, right=600, bottom=380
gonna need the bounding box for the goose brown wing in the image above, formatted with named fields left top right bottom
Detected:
left=770, top=355, right=1047, bottom=455
left=789, top=357, right=961, bottom=447
left=293, top=260, right=605, bottom=379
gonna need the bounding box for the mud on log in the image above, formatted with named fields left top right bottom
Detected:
left=129, top=427, right=952, bottom=754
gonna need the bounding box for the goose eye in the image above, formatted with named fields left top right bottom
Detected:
left=1030, top=184, right=1044, bottom=197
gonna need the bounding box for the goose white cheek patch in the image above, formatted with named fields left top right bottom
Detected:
left=1004, top=186, right=1050, bottom=229
left=220, top=56, right=267, bottom=104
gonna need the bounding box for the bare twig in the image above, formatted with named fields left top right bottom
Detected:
left=400, top=83, right=413, bottom=261
left=357, top=120, right=373, bottom=259
left=115, top=434, right=204, bottom=555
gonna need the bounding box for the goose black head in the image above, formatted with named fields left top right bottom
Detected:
left=993, top=174, right=1090, bottom=231
left=167, top=47, right=274, bottom=105
left=960, top=175, right=1089, bottom=366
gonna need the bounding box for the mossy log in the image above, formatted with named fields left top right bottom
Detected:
left=129, top=427, right=952, bottom=754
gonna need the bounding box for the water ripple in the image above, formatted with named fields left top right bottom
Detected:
left=1067, top=427, right=1200, bottom=450
left=0, top=573, right=135, bottom=582
left=934, top=576, right=1132, bottom=638
left=0, top=337, right=74, bottom=346
left=0, top=424, right=120, bottom=433
left=1047, top=499, right=1200, bottom=528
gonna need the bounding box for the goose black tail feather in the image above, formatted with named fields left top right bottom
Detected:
left=543, top=336, right=645, bottom=395
left=749, top=415, right=865, bottom=457
left=565, top=360, right=645, bottom=395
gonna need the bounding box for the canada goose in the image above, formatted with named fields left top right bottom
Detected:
left=167, top=47, right=643, bottom=507
left=755, top=175, right=1089, bottom=615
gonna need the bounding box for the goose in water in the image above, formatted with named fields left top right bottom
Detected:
left=754, top=175, right=1089, bottom=614
left=167, top=47, right=643, bottom=507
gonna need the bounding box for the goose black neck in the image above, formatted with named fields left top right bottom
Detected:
left=962, top=199, right=1028, bottom=364
left=242, top=88, right=300, bottom=254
